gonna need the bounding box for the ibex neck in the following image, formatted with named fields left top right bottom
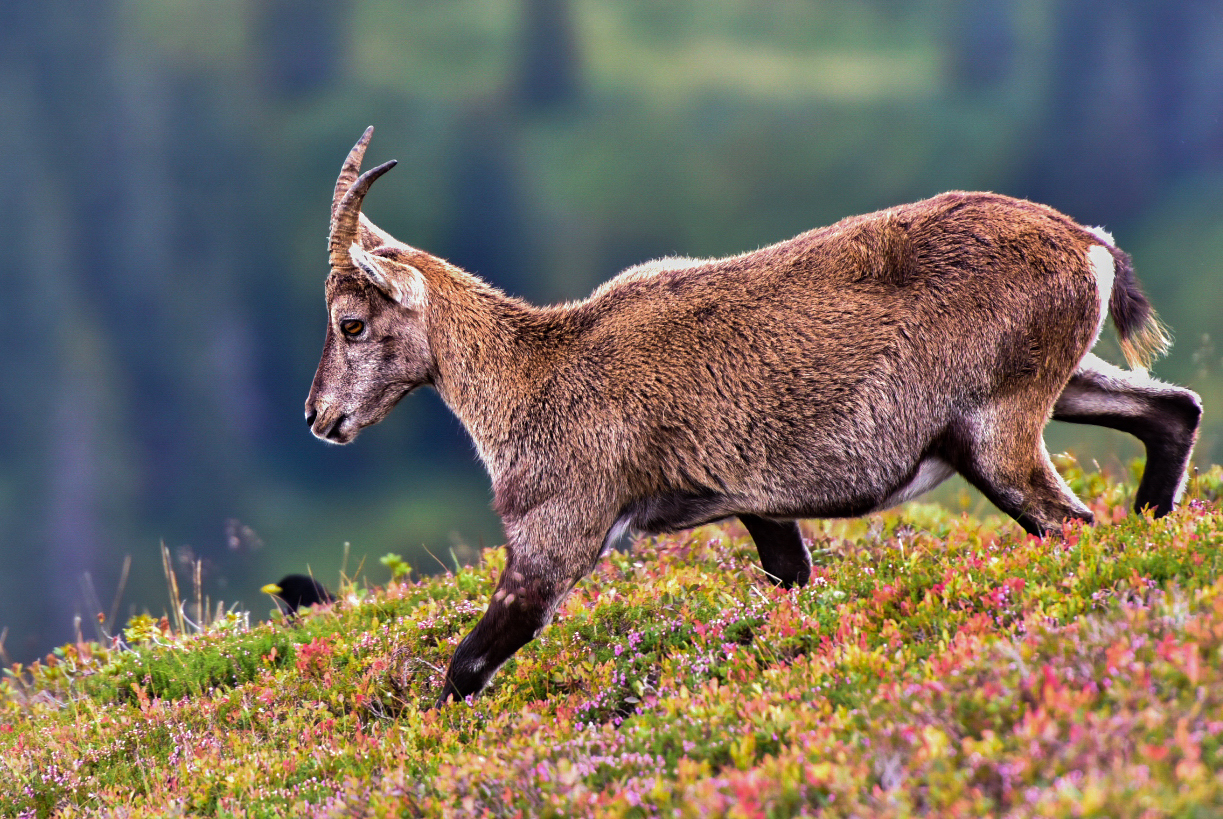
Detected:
left=426, top=275, right=548, bottom=470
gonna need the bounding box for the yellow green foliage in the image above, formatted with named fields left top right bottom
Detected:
left=3, top=465, right=1223, bottom=816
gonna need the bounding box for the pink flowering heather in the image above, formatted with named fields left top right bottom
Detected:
left=2, top=463, right=1222, bottom=817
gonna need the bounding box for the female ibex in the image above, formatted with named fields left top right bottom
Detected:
left=306, top=128, right=1201, bottom=705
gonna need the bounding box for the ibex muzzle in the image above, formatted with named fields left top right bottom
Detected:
left=308, top=128, right=1201, bottom=706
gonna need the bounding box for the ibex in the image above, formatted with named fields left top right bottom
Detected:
left=307, top=128, right=1201, bottom=705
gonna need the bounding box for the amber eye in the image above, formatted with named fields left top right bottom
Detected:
left=340, top=319, right=365, bottom=337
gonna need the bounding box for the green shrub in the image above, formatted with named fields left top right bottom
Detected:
left=3, top=465, right=1222, bottom=816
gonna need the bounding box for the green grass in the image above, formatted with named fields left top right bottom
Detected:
left=3, top=462, right=1223, bottom=817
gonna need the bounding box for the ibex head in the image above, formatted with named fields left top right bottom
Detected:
left=305, top=128, right=433, bottom=444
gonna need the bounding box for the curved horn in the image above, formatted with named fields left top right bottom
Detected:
left=328, top=159, right=398, bottom=271
left=332, top=126, right=374, bottom=222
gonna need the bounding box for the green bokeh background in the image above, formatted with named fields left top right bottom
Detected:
left=1, top=0, right=1220, bottom=660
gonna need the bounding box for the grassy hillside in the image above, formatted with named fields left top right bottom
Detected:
left=4, top=462, right=1223, bottom=817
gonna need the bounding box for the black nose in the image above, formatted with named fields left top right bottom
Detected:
left=305, top=409, right=317, bottom=427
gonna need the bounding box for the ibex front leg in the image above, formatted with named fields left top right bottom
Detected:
left=436, top=527, right=596, bottom=707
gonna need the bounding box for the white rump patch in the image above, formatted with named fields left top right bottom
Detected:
left=1086, top=225, right=1115, bottom=246
left=1086, top=244, right=1115, bottom=347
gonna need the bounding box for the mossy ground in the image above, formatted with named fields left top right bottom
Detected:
left=3, top=462, right=1223, bottom=817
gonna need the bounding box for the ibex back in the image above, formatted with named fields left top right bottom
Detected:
left=306, top=128, right=1201, bottom=705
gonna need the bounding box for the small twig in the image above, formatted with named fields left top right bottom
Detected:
left=178, top=602, right=202, bottom=635
left=107, top=555, right=131, bottom=636
left=194, top=558, right=203, bottom=633
left=408, top=657, right=444, bottom=674
left=351, top=554, right=368, bottom=588
left=78, top=573, right=105, bottom=641
left=160, top=541, right=185, bottom=635
left=421, top=542, right=450, bottom=575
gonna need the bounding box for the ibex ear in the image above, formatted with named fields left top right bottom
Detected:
left=349, top=244, right=428, bottom=311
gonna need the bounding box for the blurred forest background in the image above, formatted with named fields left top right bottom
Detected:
left=2, top=0, right=1221, bottom=662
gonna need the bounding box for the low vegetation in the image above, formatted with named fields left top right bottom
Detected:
left=3, top=461, right=1223, bottom=817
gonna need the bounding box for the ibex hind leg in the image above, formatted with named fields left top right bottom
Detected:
left=1053, top=352, right=1202, bottom=517
left=739, top=515, right=811, bottom=588
left=946, top=403, right=1094, bottom=537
